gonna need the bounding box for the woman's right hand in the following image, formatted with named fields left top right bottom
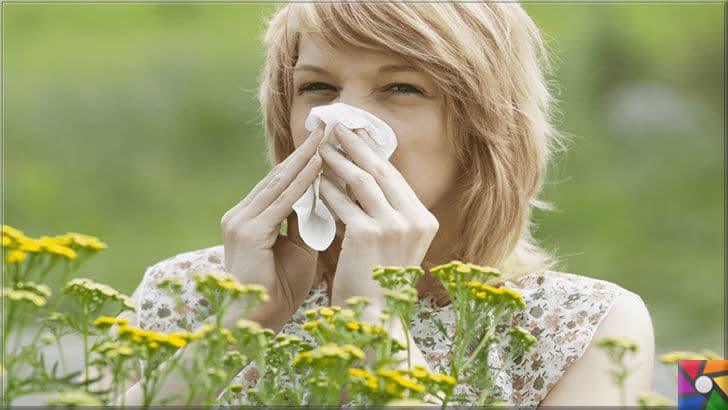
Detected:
left=220, top=129, right=325, bottom=332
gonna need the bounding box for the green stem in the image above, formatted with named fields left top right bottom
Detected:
left=398, top=313, right=412, bottom=370
left=55, top=338, right=68, bottom=374
left=81, top=305, right=90, bottom=393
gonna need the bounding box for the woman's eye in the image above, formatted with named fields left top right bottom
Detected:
left=385, top=83, right=422, bottom=96
left=297, top=82, right=337, bottom=94
left=296, top=82, right=423, bottom=97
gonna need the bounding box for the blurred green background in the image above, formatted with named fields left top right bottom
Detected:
left=3, top=2, right=723, bottom=359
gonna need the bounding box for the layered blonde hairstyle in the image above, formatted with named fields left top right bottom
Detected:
left=258, top=2, right=566, bottom=280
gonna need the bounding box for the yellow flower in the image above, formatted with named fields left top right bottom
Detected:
left=192, top=323, right=216, bottom=340
left=116, top=344, right=134, bottom=356
left=2, top=225, right=24, bottom=239
left=342, top=344, right=366, bottom=360
left=393, top=375, right=425, bottom=393
left=274, top=334, right=302, bottom=348
left=92, top=316, right=130, bottom=329
left=15, top=282, right=52, bottom=298
left=429, top=373, right=457, bottom=386
left=64, top=278, right=136, bottom=312
left=2, top=235, right=11, bottom=247
left=348, top=368, right=374, bottom=379
left=7, top=250, right=26, bottom=264
left=194, top=272, right=270, bottom=302
left=301, top=319, right=321, bottom=332
left=220, top=328, right=237, bottom=345
left=3, top=288, right=46, bottom=306
left=148, top=341, right=159, bottom=349
left=291, top=351, right=311, bottom=367
left=498, top=287, right=526, bottom=309
left=345, top=296, right=371, bottom=308
left=59, top=232, right=108, bottom=250
left=39, top=237, right=77, bottom=259
left=348, top=368, right=379, bottom=391
left=345, top=321, right=361, bottom=331
left=318, top=307, right=335, bottom=317
left=15, top=236, right=42, bottom=253
left=455, top=264, right=472, bottom=274
left=234, top=319, right=262, bottom=334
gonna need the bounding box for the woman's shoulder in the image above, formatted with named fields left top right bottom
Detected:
left=499, top=269, right=648, bottom=404
left=140, top=244, right=226, bottom=284
left=411, top=269, right=646, bottom=405
left=136, top=245, right=226, bottom=333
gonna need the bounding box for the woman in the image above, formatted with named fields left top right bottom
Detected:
left=105, top=2, right=654, bottom=406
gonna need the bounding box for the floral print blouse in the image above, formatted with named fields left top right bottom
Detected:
left=135, top=245, right=636, bottom=406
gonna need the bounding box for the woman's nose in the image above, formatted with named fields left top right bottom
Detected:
left=334, top=96, right=384, bottom=122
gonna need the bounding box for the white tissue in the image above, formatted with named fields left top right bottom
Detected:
left=291, top=103, right=398, bottom=251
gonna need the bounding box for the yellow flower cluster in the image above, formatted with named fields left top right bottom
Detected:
left=446, top=279, right=525, bottom=309
left=301, top=306, right=408, bottom=352
left=235, top=318, right=273, bottom=338
left=92, top=316, right=130, bottom=329
left=193, top=272, right=270, bottom=302
left=95, top=341, right=135, bottom=358
left=274, top=334, right=303, bottom=348
left=2, top=287, right=47, bottom=307
left=2, top=225, right=108, bottom=264
left=55, top=232, right=107, bottom=251
left=348, top=366, right=453, bottom=400
left=292, top=343, right=365, bottom=368
left=116, top=324, right=192, bottom=350
left=372, top=265, right=424, bottom=289
left=430, top=260, right=502, bottom=283
left=64, top=278, right=136, bottom=311
left=15, top=281, right=52, bottom=298
left=377, top=368, right=426, bottom=396
left=404, top=365, right=457, bottom=386
left=348, top=368, right=379, bottom=391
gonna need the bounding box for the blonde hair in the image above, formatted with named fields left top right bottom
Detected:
left=258, top=2, right=567, bottom=280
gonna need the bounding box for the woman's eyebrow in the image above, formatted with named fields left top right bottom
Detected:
left=293, top=64, right=419, bottom=74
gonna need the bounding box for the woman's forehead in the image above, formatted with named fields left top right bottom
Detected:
left=296, top=33, right=408, bottom=68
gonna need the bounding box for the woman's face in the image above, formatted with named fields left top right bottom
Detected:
left=290, top=33, right=459, bottom=222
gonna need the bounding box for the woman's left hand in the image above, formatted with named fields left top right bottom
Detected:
left=318, top=123, right=440, bottom=309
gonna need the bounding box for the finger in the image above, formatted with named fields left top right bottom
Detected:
left=318, top=174, right=371, bottom=227
left=333, top=124, right=416, bottom=210
left=227, top=129, right=325, bottom=222
left=319, top=141, right=392, bottom=218
left=257, top=152, right=324, bottom=225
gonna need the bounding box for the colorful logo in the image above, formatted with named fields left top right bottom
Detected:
left=678, top=360, right=728, bottom=409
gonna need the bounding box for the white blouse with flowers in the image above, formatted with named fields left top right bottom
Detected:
left=135, top=244, right=635, bottom=406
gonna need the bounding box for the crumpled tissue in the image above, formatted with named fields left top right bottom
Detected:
left=291, top=102, right=397, bottom=251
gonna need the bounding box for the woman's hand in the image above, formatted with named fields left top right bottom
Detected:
left=220, top=129, right=325, bottom=332
left=318, top=124, right=440, bottom=308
